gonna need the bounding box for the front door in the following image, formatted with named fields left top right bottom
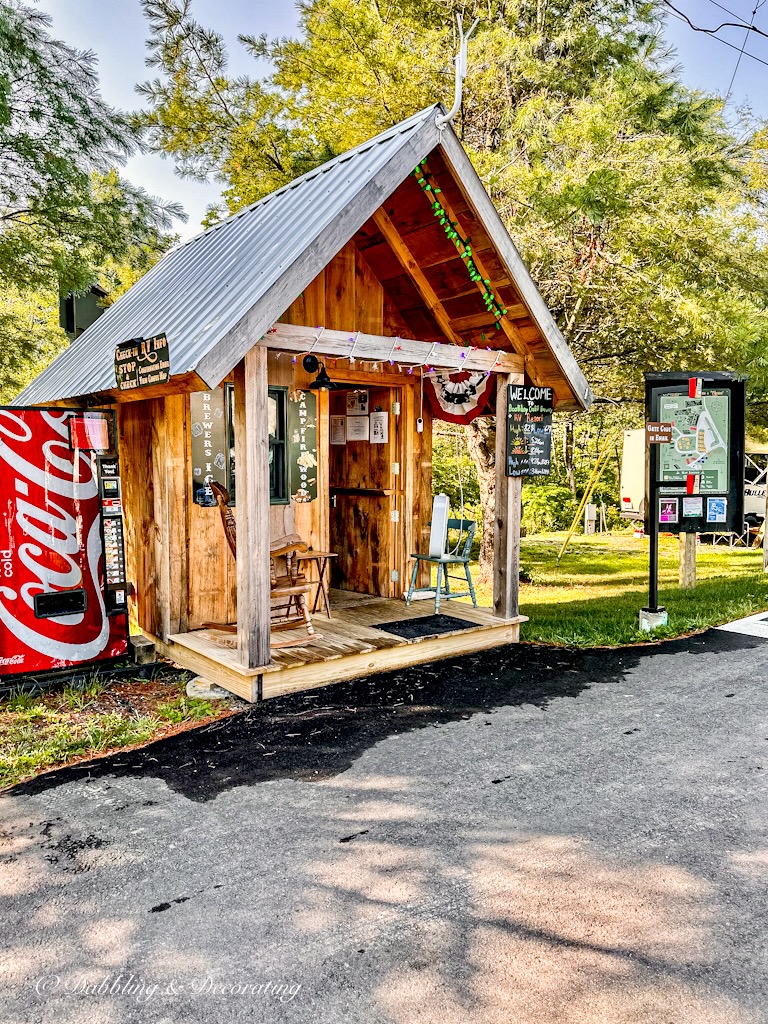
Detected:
left=329, top=384, right=403, bottom=598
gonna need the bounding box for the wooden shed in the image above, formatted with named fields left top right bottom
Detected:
left=17, top=105, right=592, bottom=701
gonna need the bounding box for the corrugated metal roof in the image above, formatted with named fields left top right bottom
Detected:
left=16, top=105, right=440, bottom=405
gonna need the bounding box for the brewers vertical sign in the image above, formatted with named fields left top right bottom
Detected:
left=505, top=385, right=554, bottom=477
left=115, top=334, right=170, bottom=391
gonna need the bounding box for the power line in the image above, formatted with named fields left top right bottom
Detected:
left=665, top=6, right=768, bottom=70
left=725, top=2, right=760, bottom=102
left=661, top=0, right=768, bottom=41
left=704, top=0, right=753, bottom=20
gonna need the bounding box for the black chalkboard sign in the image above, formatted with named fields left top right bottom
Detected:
left=114, top=333, right=170, bottom=391
left=190, top=387, right=229, bottom=506
left=505, top=385, right=554, bottom=477
left=288, top=390, right=318, bottom=502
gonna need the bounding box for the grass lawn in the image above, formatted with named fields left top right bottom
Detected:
left=495, top=531, right=768, bottom=646
left=0, top=673, right=239, bottom=790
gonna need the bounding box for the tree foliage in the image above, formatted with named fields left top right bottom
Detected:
left=134, top=0, right=768, bottom=550
left=0, top=1, right=184, bottom=396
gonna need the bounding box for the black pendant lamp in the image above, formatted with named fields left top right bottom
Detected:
left=302, top=353, right=338, bottom=390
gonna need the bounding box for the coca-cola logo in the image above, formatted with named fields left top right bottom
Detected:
left=0, top=410, right=110, bottom=661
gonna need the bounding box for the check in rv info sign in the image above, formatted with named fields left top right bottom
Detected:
left=114, top=334, right=170, bottom=391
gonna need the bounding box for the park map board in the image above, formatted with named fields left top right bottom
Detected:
left=658, top=391, right=730, bottom=493
left=645, top=374, right=745, bottom=537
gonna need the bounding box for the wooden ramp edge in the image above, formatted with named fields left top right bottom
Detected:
left=150, top=614, right=526, bottom=703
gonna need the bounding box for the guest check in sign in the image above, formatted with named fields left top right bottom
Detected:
left=505, top=385, right=554, bottom=477
left=114, top=334, right=170, bottom=391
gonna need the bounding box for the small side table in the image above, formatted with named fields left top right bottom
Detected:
left=295, top=551, right=338, bottom=618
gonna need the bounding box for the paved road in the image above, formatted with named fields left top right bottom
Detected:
left=2, top=629, right=768, bottom=1024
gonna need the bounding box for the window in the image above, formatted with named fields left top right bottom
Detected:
left=268, top=387, right=289, bottom=504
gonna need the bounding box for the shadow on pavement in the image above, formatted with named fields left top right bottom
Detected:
left=6, top=628, right=765, bottom=803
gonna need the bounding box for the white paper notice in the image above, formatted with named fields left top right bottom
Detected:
left=370, top=411, right=389, bottom=444
left=330, top=415, right=346, bottom=445
left=682, top=496, right=703, bottom=518
left=346, top=415, right=370, bottom=441
left=346, top=390, right=369, bottom=416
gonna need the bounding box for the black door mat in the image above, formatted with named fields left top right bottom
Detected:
left=374, top=614, right=476, bottom=640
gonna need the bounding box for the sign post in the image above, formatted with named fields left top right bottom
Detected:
left=642, top=372, right=746, bottom=631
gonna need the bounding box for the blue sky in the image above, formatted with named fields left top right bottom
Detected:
left=42, top=0, right=768, bottom=240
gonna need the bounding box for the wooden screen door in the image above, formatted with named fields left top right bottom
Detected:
left=329, top=384, right=404, bottom=598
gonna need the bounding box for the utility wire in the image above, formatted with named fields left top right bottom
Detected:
left=704, top=0, right=753, bottom=20
left=725, top=0, right=765, bottom=103
left=661, top=0, right=768, bottom=41
left=665, top=6, right=768, bottom=69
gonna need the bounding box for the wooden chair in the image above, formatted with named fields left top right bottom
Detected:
left=203, top=481, right=316, bottom=648
left=405, top=517, right=478, bottom=613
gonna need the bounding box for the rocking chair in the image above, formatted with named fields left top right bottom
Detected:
left=202, top=481, right=317, bottom=648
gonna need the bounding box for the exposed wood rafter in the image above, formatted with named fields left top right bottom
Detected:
left=416, top=169, right=534, bottom=366
left=372, top=208, right=465, bottom=346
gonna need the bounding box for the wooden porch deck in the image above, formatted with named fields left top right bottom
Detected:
left=153, top=591, right=525, bottom=702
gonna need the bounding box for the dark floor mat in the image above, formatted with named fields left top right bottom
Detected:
left=374, top=614, right=477, bottom=640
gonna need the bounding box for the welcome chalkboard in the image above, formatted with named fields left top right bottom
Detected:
left=505, top=385, right=554, bottom=477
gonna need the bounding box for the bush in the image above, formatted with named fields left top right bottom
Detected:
left=522, top=484, right=579, bottom=534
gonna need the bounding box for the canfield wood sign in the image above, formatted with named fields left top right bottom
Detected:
left=114, top=334, right=170, bottom=391
left=505, top=385, right=554, bottom=477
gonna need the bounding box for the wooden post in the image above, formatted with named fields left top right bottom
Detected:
left=679, top=531, right=696, bottom=589
left=493, top=372, right=524, bottom=619
left=763, top=484, right=768, bottom=571
left=233, top=347, right=272, bottom=669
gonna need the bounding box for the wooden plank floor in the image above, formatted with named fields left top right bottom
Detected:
left=160, top=591, right=525, bottom=701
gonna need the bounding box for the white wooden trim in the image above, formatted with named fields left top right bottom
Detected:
left=259, top=322, right=524, bottom=375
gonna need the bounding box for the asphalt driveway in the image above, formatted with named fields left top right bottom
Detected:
left=2, top=629, right=767, bottom=1024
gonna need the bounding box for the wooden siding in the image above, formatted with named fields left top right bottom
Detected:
left=121, top=240, right=434, bottom=637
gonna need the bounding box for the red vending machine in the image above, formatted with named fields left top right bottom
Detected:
left=0, top=407, right=129, bottom=677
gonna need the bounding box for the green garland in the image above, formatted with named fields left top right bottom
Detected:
left=412, top=161, right=506, bottom=330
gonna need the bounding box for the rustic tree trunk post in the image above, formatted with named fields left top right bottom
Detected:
left=234, top=346, right=272, bottom=671
left=763, top=484, right=768, bottom=571
left=493, top=372, right=525, bottom=618
left=466, top=417, right=497, bottom=579
left=679, top=531, right=696, bottom=588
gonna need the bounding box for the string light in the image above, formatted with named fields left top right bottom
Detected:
left=348, top=331, right=360, bottom=364
left=412, top=162, right=507, bottom=328
left=387, top=336, right=401, bottom=365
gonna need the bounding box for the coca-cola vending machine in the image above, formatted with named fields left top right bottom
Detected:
left=0, top=407, right=129, bottom=677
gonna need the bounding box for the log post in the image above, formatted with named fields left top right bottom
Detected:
left=233, top=347, right=272, bottom=669
left=493, top=372, right=524, bottom=619
left=678, top=531, right=696, bottom=589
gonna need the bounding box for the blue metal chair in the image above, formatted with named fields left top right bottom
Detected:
left=405, top=518, right=478, bottom=612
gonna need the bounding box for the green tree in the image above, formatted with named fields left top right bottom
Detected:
left=135, top=0, right=768, bottom=563
left=0, top=1, right=184, bottom=395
